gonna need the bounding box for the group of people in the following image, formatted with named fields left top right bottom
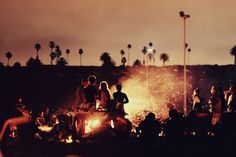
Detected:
left=74, top=75, right=129, bottom=116
left=192, top=85, right=236, bottom=113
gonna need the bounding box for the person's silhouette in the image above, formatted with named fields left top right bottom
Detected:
left=113, top=84, right=129, bottom=116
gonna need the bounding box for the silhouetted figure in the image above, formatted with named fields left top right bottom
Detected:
left=75, top=78, right=88, bottom=111
left=192, top=88, right=203, bottom=112
left=218, top=87, right=227, bottom=112
left=208, top=86, right=221, bottom=125
left=84, top=75, right=97, bottom=111
left=113, top=84, right=129, bottom=116
left=112, top=116, right=132, bottom=140
left=136, top=112, right=161, bottom=145
left=227, top=85, right=236, bottom=112
left=97, top=81, right=111, bottom=111
left=164, top=109, right=184, bottom=138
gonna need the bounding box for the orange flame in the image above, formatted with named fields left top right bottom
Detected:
left=111, top=67, right=188, bottom=125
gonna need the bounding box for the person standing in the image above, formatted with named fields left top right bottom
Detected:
left=208, top=86, right=221, bottom=125
left=97, top=81, right=111, bottom=110
left=75, top=78, right=88, bottom=111
left=192, top=88, right=203, bottom=112
left=227, top=85, right=236, bottom=112
left=84, top=75, right=97, bottom=111
left=113, top=84, right=129, bottom=116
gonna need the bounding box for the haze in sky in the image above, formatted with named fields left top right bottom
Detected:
left=0, top=0, right=235, bottom=66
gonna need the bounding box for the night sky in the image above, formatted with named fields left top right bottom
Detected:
left=0, top=0, right=235, bottom=66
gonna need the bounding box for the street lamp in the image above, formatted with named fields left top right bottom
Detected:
left=179, top=11, right=190, bottom=115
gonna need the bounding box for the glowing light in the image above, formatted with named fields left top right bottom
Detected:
left=110, top=119, right=115, bottom=128
left=84, top=119, right=101, bottom=134
left=38, top=125, right=53, bottom=132
left=65, top=135, right=73, bottom=143
left=111, top=67, right=191, bottom=125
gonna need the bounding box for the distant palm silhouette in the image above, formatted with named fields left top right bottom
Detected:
left=153, top=49, right=157, bottom=65
left=142, top=46, right=147, bottom=66
left=147, top=53, right=153, bottom=65
left=49, top=52, right=57, bottom=65
left=65, top=49, right=70, bottom=64
left=149, top=42, right=153, bottom=47
left=49, top=41, right=56, bottom=65
left=120, top=49, right=125, bottom=65
left=55, top=45, right=62, bottom=62
left=121, top=57, right=127, bottom=67
left=100, top=52, right=115, bottom=68
left=56, top=57, right=67, bottom=66
left=160, top=53, right=169, bottom=67
left=230, top=45, right=236, bottom=65
left=133, top=59, right=142, bottom=67
left=78, top=48, right=83, bottom=66
left=127, top=44, right=132, bottom=66
left=5, top=51, right=12, bottom=66
left=34, top=43, right=41, bottom=59
left=187, top=48, right=191, bottom=65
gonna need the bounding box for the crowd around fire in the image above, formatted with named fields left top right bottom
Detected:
left=0, top=73, right=236, bottom=151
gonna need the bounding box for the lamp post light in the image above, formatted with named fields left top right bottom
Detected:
left=179, top=11, right=190, bottom=115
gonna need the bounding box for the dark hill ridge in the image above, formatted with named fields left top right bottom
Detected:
left=0, top=65, right=235, bottom=110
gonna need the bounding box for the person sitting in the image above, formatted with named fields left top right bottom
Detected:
left=113, top=84, right=129, bottom=116
left=136, top=112, right=161, bottom=145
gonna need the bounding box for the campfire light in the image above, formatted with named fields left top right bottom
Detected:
left=38, top=125, right=53, bottom=132
left=84, top=119, right=101, bottom=134
left=110, top=120, right=115, bottom=129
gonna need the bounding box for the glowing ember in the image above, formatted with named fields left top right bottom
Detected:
left=110, top=119, right=115, bottom=129
left=38, top=125, right=53, bottom=132
left=111, top=67, right=190, bottom=125
left=65, top=135, right=73, bottom=143
left=84, top=119, right=101, bottom=134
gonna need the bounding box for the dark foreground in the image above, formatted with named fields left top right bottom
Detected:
left=2, top=136, right=236, bottom=157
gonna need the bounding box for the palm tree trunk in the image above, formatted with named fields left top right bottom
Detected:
left=7, top=59, right=9, bottom=66
left=67, top=54, right=69, bottom=65
left=36, top=51, right=39, bottom=59
left=163, top=61, right=164, bottom=67
left=80, top=55, right=82, bottom=66
left=234, top=56, right=236, bottom=65
left=128, top=49, right=130, bottom=66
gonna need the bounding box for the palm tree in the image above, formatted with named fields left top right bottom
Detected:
left=55, top=45, right=62, bottom=62
left=160, top=53, right=169, bottom=67
left=5, top=51, right=12, bottom=66
left=153, top=49, right=157, bottom=65
left=149, top=42, right=153, bottom=47
left=142, top=46, right=147, bottom=66
left=147, top=53, right=153, bottom=65
left=65, top=49, right=70, bottom=64
left=49, top=41, right=56, bottom=65
left=78, top=48, right=83, bottom=66
left=133, top=59, right=142, bottom=67
left=121, top=57, right=127, bottom=66
left=34, top=43, right=41, bottom=59
left=230, top=45, right=236, bottom=65
left=187, top=48, right=191, bottom=65
left=56, top=57, right=67, bottom=66
left=120, top=49, right=125, bottom=65
left=49, top=52, right=57, bottom=65
left=127, top=44, right=132, bottom=66
left=100, top=52, right=115, bottom=68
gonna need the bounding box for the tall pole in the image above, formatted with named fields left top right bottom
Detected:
left=179, top=11, right=190, bottom=115
left=183, top=17, right=187, bottom=115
